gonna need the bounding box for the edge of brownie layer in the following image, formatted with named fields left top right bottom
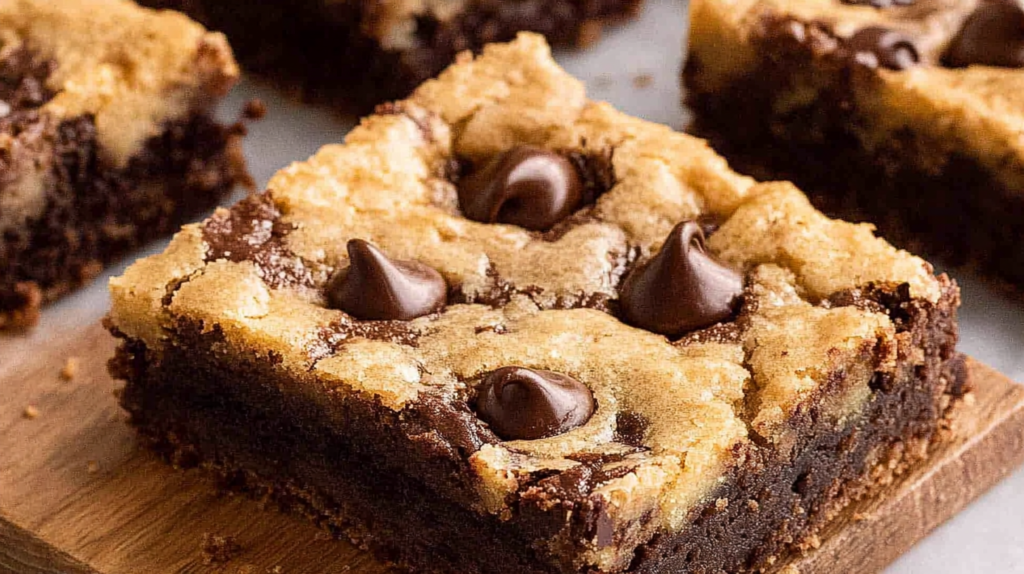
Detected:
left=109, top=276, right=968, bottom=574
left=0, top=110, right=248, bottom=330
left=135, top=0, right=644, bottom=111
left=683, top=16, right=1024, bottom=296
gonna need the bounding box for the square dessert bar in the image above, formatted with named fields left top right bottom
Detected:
left=686, top=0, right=1024, bottom=295
left=108, top=34, right=968, bottom=574
left=136, top=0, right=644, bottom=110
left=0, top=0, right=247, bottom=329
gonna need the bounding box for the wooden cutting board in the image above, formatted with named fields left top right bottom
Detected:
left=2, top=322, right=1023, bottom=574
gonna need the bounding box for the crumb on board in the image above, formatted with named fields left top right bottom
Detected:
left=22, top=405, right=39, bottom=419
left=632, top=73, right=654, bottom=89
left=235, top=565, right=256, bottom=574
left=61, top=357, right=80, bottom=381
left=269, top=567, right=284, bottom=574
left=87, top=460, right=99, bottom=474
left=200, top=533, right=241, bottom=565
left=779, top=566, right=801, bottom=574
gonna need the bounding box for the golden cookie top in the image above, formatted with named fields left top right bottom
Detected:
left=108, top=34, right=949, bottom=568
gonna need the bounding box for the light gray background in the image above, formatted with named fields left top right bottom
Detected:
left=15, top=0, right=1023, bottom=571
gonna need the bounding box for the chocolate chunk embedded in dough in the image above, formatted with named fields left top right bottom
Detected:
left=847, top=27, right=920, bottom=70
left=475, top=367, right=595, bottom=441
left=457, top=146, right=584, bottom=231
left=944, top=0, right=1024, bottom=68
left=619, top=221, right=743, bottom=337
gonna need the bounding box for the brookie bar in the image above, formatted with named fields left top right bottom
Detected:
left=108, top=34, right=968, bottom=574
left=686, top=0, right=1024, bottom=296
left=0, top=0, right=247, bottom=329
left=136, top=0, right=645, bottom=110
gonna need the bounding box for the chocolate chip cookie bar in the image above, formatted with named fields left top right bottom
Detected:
left=0, top=0, right=247, bottom=330
left=136, top=0, right=643, bottom=110
left=686, top=0, right=1024, bottom=295
left=108, top=34, right=968, bottom=574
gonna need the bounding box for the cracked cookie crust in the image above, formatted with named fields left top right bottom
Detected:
left=107, top=34, right=968, bottom=574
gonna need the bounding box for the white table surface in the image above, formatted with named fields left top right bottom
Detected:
left=14, top=0, right=1023, bottom=571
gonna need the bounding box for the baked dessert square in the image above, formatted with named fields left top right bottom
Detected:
left=685, top=0, right=1024, bottom=296
left=108, top=34, right=968, bottom=574
left=0, top=0, right=247, bottom=330
left=136, top=0, right=644, bottom=110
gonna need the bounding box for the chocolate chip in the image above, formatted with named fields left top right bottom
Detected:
left=327, top=239, right=447, bottom=321
left=613, top=411, right=649, bottom=448
left=619, top=221, right=744, bottom=337
left=475, top=367, right=595, bottom=441
left=943, top=0, right=1024, bottom=68
left=847, top=27, right=920, bottom=70
left=457, top=146, right=584, bottom=231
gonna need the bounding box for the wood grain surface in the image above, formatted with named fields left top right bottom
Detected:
left=1, top=322, right=1022, bottom=574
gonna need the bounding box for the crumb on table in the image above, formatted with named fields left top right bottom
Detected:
left=200, top=533, right=241, bottom=565
left=243, top=99, right=268, bottom=120
left=22, top=405, right=39, bottom=419
left=61, top=357, right=80, bottom=381
left=632, top=73, right=654, bottom=89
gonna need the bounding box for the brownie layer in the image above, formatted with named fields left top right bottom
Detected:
left=111, top=278, right=967, bottom=574
left=0, top=111, right=246, bottom=329
left=137, top=0, right=643, bottom=110
left=684, top=19, right=1024, bottom=296
left=632, top=278, right=967, bottom=572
